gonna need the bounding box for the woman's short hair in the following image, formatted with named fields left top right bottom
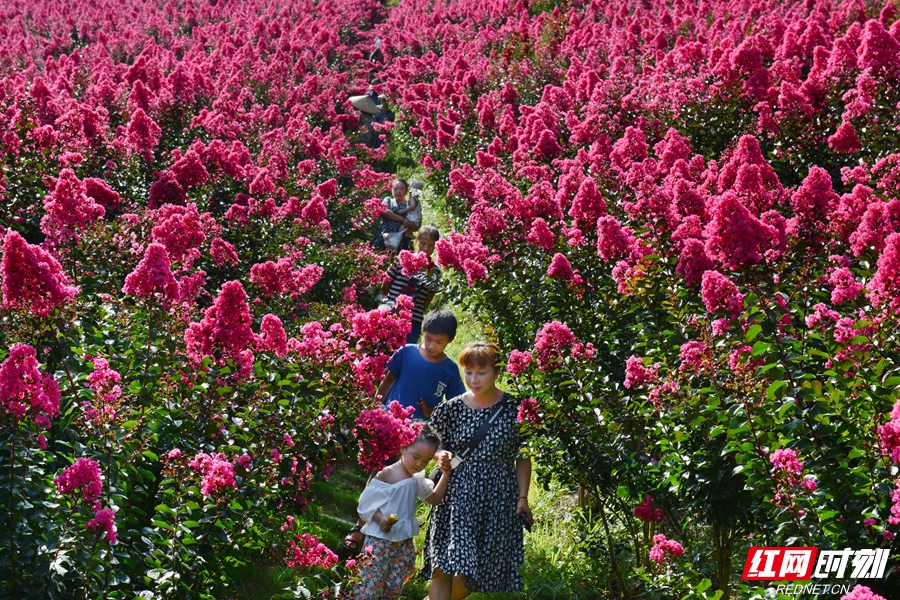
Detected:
left=393, top=178, right=409, bottom=191
left=418, top=225, right=440, bottom=241
left=458, top=341, right=501, bottom=371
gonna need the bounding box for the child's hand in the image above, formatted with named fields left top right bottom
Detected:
left=378, top=513, right=396, bottom=533
left=439, top=452, right=453, bottom=473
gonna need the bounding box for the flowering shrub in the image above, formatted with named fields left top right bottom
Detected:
left=0, top=0, right=413, bottom=596
left=375, top=0, right=900, bottom=596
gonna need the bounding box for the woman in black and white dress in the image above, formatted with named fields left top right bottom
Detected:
left=423, top=341, right=532, bottom=600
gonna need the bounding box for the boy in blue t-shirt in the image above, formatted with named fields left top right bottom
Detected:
left=343, top=309, right=465, bottom=551
left=377, top=309, right=465, bottom=419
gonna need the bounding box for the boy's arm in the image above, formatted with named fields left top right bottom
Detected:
left=375, top=371, right=397, bottom=401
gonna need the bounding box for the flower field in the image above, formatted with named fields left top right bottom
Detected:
left=2, top=0, right=900, bottom=597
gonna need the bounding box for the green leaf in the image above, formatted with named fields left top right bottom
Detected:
left=152, top=520, right=175, bottom=532
left=751, top=341, right=771, bottom=356
left=745, top=325, right=762, bottom=341
left=766, top=380, right=787, bottom=400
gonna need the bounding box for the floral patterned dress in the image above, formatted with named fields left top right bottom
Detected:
left=422, top=393, right=524, bottom=592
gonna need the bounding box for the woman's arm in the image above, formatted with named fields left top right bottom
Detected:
left=515, top=456, right=532, bottom=522
left=381, top=207, right=406, bottom=222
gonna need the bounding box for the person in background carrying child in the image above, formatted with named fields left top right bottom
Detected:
left=370, top=179, right=415, bottom=252
left=353, top=426, right=452, bottom=600
left=400, top=180, right=423, bottom=246
left=343, top=310, right=465, bottom=552
left=378, top=226, right=441, bottom=344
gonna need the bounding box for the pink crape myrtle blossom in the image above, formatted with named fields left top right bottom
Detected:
left=676, top=238, right=715, bottom=287
left=285, top=533, right=338, bottom=569
left=210, top=237, right=239, bottom=267
left=288, top=321, right=348, bottom=361
left=624, top=356, right=659, bottom=389
left=126, top=108, right=161, bottom=156
left=649, top=534, right=684, bottom=566
left=1, top=230, right=78, bottom=316
left=0, top=343, right=61, bottom=430
left=351, top=295, right=413, bottom=353
left=569, top=178, right=607, bottom=226
left=517, top=397, right=541, bottom=425
left=704, top=192, right=776, bottom=269
left=890, top=478, right=900, bottom=526
left=355, top=401, right=421, bottom=473
left=55, top=457, right=103, bottom=504
left=250, top=258, right=323, bottom=298
left=806, top=303, right=841, bottom=329
left=398, top=250, right=430, bottom=277
left=86, top=507, right=117, bottom=544
left=678, top=341, right=710, bottom=372
left=770, top=448, right=804, bottom=480
left=828, top=267, right=863, bottom=305
left=83, top=356, right=123, bottom=425
left=633, top=496, right=665, bottom=522
left=150, top=203, right=206, bottom=264
left=83, top=178, right=120, bottom=211
left=506, top=350, right=534, bottom=377
left=840, top=586, right=887, bottom=600
left=41, top=169, right=105, bottom=245
left=533, top=321, right=576, bottom=370
left=596, top=216, right=639, bottom=262
left=185, top=281, right=258, bottom=378
left=122, top=243, right=180, bottom=300
left=789, top=167, right=840, bottom=236
left=527, top=218, right=555, bottom=252
left=877, top=400, right=900, bottom=464
left=258, top=314, right=288, bottom=358
left=546, top=253, right=575, bottom=280
left=700, top=271, right=743, bottom=318
left=828, top=122, right=862, bottom=154
left=867, top=233, right=900, bottom=306
left=189, top=452, right=237, bottom=498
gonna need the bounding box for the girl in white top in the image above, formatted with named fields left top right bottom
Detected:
left=353, top=426, right=451, bottom=600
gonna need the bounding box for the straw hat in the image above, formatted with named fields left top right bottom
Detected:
left=350, top=93, right=381, bottom=115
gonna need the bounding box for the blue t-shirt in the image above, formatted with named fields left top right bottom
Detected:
left=385, top=345, right=466, bottom=420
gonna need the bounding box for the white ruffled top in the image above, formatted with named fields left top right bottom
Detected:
left=357, top=471, right=435, bottom=541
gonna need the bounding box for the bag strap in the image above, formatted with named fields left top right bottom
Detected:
left=455, top=395, right=509, bottom=462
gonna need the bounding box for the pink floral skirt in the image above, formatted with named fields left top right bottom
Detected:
left=353, top=536, right=415, bottom=600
